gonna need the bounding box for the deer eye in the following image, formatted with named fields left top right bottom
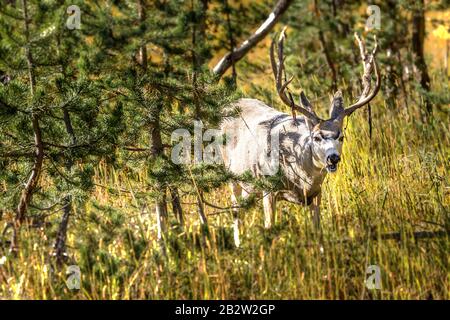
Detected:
left=313, top=136, right=322, bottom=142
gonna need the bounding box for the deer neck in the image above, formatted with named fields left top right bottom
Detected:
left=277, top=125, right=327, bottom=197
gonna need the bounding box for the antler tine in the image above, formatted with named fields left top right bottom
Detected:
left=270, top=27, right=320, bottom=122
left=277, top=28, right=298, bottom=120
left=277, top=27, right=287, bottom=92
left=344, top=34, right=381, bottom=116
left=354, top=32, right=367, bottom=63
left=269, top=36, right=278, bottom=82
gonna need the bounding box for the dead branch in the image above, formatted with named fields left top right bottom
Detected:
left=213, top=0, right=293, bottom=78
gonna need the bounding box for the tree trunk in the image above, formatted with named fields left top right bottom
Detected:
left=16, top=0, right=44, bottom=227
left=150, top=111, right=168, bottom=239
left=191, top=0, right=209, bottom=226
left=53, top=106, right=77, bottom=265
left=169, top=187, right=183, bottom=225
left=136, top=1, right=168, bottom=240
left=412, top=0, right=432, bottom=115
left=53, top=199, right=71, bottom=265
left=148, top=101, right=167, bottom=237
left=52, top=32, right=79, bottom=265
left=224, top=0, right=237, bottom=86
left=150, top=114, right=168, bottom=239
left=155, top=190, right=168, bottom=240
left=314, top=0, right=337, bottom=91
left=197, top=191, right=208, bottom=225
left=383, top=0, right=400, bottom=108
left=137, top=0, right=148, bottom=70
left=396, top=50, right=409, bottom=109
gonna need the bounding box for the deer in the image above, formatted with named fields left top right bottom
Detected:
left=220, top=28, right=381, bottom=247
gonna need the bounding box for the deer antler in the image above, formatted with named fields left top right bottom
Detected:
left=344, top=33, right=381, bottom=116
left=270, top=27, right=321, bottom=123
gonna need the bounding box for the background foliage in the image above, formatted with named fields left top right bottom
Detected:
left=0, top=0, right=449, bottom=299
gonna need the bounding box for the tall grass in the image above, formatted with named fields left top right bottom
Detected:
left=0, top=90, right=448, bottom=299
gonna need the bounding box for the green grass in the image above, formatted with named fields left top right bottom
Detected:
left=0, top=98, right=448, bottom=300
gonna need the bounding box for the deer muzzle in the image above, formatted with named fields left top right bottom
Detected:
left=326, top=153, right=340, bottom=172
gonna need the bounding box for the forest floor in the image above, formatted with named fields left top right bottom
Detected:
left=1, top=92, right=448, bottom=299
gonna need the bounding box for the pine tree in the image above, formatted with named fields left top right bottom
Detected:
left=0, top=0, right=123, bottom=256
left=76, top=0, right=239, bottom=239
left=0, top=0, right=293, bottom=258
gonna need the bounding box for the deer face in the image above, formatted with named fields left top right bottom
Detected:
left=308, top=92, right=345, bottom=173
left=270, top=29, right=380, bottom=173
left=310, top=119, right=344, bottom=173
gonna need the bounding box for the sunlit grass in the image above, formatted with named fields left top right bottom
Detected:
left=0, top=92, right=448, bottom=299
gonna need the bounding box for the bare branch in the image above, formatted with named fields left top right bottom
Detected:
left=213, top=0, right=294, bottom=78
left=0, top=151, right=34, bottom=158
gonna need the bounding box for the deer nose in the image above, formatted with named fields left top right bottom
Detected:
left=327, top=154, right=340, bottom=165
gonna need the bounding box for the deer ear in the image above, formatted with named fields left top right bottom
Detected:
left=299, top=91, right=313, bottom=111
left=329, top=90, right=344, bottom=119
left=299, top=92, right=318, bottom=130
